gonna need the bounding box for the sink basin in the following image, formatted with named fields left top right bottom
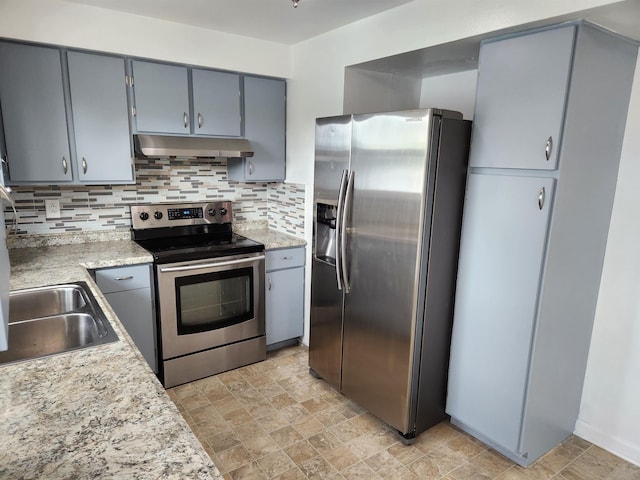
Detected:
left=9, top=285, right=87, bottom=322
left=0, top=283, right=118, bottom=365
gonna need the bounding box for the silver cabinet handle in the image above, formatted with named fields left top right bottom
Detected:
left=114, top=275, right=134, bottom=281
left=248, top=161, right=254, bottom=175
left=268, top=277, right=272, bottom=291
left=538, top=187, right=545, bottom=210
left=183, top=112, right=189, bottom=129
left=545, top=136, right=553, bottom=161
left=62, top=156, right=68, bottom=175
left=281, top=256, right=293, bottom=260
left=198, top=112, right=203, bottom=129
left=82, top=157, right=88, bottom=174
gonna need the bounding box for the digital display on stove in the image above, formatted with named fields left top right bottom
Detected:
left=167, top=207, right=204, bottom=220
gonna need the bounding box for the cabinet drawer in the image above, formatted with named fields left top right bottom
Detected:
left=95, top=264, right=151, bottom=293
left=266, top=247, right=305, bottom=271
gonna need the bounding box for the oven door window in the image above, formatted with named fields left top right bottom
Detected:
left=175, top=267, right=254, bottom=335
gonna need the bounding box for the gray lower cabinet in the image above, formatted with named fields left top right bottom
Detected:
left=95, top=264, right=157, bottom=372
left=446, top=23, right=638, bottom=466
left=0, top=42, right=71, bottom=183
left=228, top=76, right=286, bottom=182
left=265, top=247, right=304, bottom=348
left=67, top=51, right=133, bottom=183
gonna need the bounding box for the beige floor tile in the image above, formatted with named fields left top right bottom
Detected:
left=207, top=430, right=241, bottom=453
left=323, top=444, right=360, bottom=472
left=270, top=425, right=304, bottom=448
left=229, top=461, right=269, bottom=480
left=257, top=450, right=297, bottom=478
left=363, top=449, right=404, bottom=478
left=299, top=455, right=338, bottom=479
left=341, top=461, right=380, bottom=480
left=284, top=439, right=320, bottom=465
left=217, top=444, right=253, bottom=474
left=447, top=462, right=494, bottom=480
left=256, top=411, right=291, bottom=433
left=307, top=430, right=343, bottom=456
left=166, top=345, right=640, bottom=480
left=470, top=450, right=514, bottom=477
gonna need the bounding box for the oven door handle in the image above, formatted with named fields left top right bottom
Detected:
left=159, top=255, right=265, bottom=273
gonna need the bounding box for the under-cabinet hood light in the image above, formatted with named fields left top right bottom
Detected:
left=133, top=134, right=254, bottom=159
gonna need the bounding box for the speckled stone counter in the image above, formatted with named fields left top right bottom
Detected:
left=236, top=226, right=306, bottom=250
left=2, top=238, right=221, bottom=479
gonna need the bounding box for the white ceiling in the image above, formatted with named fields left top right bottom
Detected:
left=65, top=0, right=415, bottom=45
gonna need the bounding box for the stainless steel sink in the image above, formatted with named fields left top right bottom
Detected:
left=0, top=283, right=118, bottom=365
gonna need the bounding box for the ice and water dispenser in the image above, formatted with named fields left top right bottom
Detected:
left=315, top=203, right=337, bottom=265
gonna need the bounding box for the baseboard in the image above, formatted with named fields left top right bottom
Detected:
left=574, top=419, right=640, bottom=467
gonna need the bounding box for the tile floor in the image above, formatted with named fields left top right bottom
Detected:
left=167, top=345, right=640, bottom=480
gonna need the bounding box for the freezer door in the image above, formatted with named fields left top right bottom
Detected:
left=309, top=115, right=352, bottom=387
left=313, top=115, right=352, bottom=203
left=341, top=110, right=436, bottom=433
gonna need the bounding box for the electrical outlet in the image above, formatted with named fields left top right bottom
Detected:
left=45, top=199, right=61, bottom=219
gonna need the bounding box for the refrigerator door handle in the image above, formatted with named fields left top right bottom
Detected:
left=341, top=170, right=355, bottom=294
left=335, top=169, right=349, bottom=291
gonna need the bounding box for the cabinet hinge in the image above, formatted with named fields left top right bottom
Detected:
left=131, top=105, right=137, bottom=117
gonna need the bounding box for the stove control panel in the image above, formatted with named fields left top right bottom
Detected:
left=131, top=201, right=233, bottom=230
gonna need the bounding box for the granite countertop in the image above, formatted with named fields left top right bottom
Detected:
left=1, top=238, right=221, bottom=479
left=235, top=226, right=306, bottom=250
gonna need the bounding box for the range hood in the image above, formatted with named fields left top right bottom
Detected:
left=133, top=134, right=254, bottom=158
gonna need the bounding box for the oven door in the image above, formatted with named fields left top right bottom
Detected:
left=156, top=252, right=265, bottom=359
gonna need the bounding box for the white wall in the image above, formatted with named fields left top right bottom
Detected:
left=575, top=53, right=640, bottom=466
left=419, top=70, right=478, bottom=120
left=288, top=0, right=640, bottom=466
left=0, top=0, right=290, bottom=77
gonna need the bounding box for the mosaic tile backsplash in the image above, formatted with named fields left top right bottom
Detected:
left=2, top=158, right=305, bottom=237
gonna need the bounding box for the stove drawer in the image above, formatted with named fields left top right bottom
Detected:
left=266, top=247, right=305, bottom=271
left=95, top=264, right=151, bottom=294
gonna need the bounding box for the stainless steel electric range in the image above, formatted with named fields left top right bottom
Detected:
left=131, top=201, right=266, bottom=388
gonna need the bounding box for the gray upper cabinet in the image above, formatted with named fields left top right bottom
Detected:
left=447, top=23, right=638, bottom=466
left=67, top=52, right=133, bottom=183
left=469, top=26, right=575, bottom=170
left=228, top=76, right=286, bottom=182
left=131, top=60, right=190, bottom=135
left=131, top=61, right=242, bottom=138
left=192, top=69, right=241, bottom=137
left=0, top=42, right=72, bottom=182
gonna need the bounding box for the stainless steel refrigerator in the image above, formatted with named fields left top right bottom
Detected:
left=309, top=108, right=471, bottom=442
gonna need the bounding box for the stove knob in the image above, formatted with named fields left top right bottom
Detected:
left=154, top=211, right=163, bottom=220
left=208, top=208, right=216, bottom=217
left=219, top=207, right=228, bottom=216
left=139, top=212, right=149, bottom=221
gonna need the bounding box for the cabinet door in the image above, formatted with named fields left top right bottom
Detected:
left=447, top=173, right=555, bottom=452
left=469, top=26, right=575, bottom=170
left=0, top=42, right=71, bottom=182
left=132, top=60, right=190, bottom=134
left=67, top=52, right=133, bottom=183
left=266, top=267, right=303, bottom=345
left=240, top=76, right=286, bottom=181
left=104, top=289, right=157, bottom=372
left=192, top=69, right=241, bottom=137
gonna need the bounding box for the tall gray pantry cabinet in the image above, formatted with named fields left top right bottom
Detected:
left=446, top=23, right=637, bottom=467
